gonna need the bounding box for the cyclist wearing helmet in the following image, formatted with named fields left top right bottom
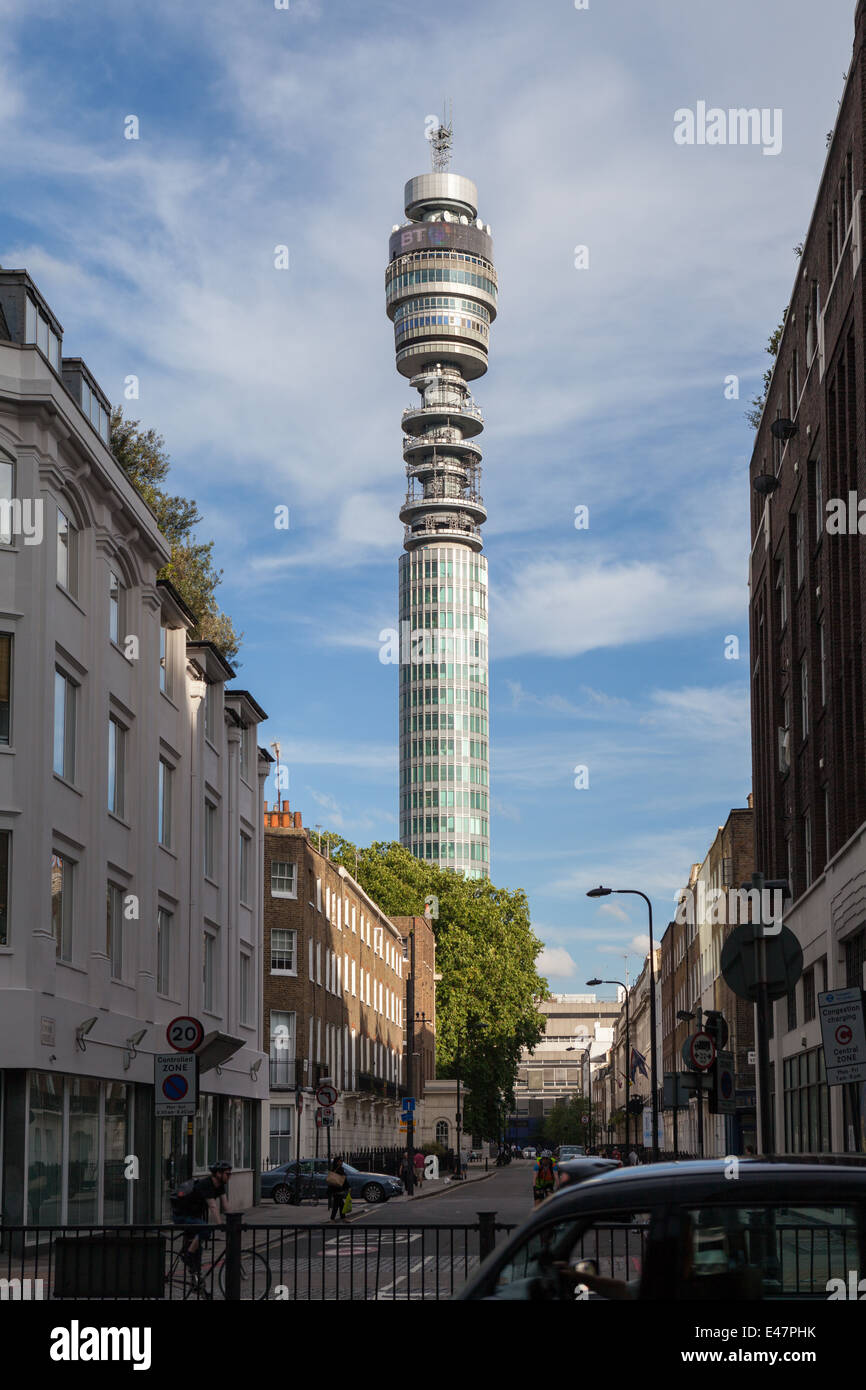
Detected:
left=171, top=1161, right=233, bottom=1276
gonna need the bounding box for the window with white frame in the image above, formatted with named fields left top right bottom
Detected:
left=269, top=1011, right=296, bottom=1087
left=308, top=937, right=313, bottom=980
left=108, top=568, right=123, bottom=645
left=106, top=881, right=123, bottom=980
left=157, top=906, right=171, bottom=995
left=54, top=669, right=76, bottom=781
left=158, top=758, right=173, bottom=847
left=204, top=800, right=217, bottom=880
left=269, top=1105, right=293, bottom=1166
left=270, top=861, right=296, bottom=898
left=800, top=659, right=809, bottom=739
left=56, top=506, right=78, bottom=597
left=239, top=951, right=252, bottom=1024
left=204, top=682, right=215, bottom=743
left=0, top=830, right=9, bottom=946
left=804, top=813, right=813, bottom=888
left=0, top=457, right=13, bottom=545
left=108, top=715, right=125, bottom=817
left=239, top=831, right=251, bottom=903
left=51, top=852, right=73, bottom=962
left=316, top=941, right=322, bottom=984
left=271, top=928, right=297, bottom=974
left=159, top=624, right=171, bottom=696
left=203, top=928, right=218, bottom=1012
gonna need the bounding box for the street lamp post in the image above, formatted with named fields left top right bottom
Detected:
left=588, top=887, right=660, bottom=1162
left=587, top=976, right=630, bottom=1151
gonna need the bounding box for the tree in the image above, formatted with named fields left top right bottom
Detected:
left=322, top=835, right=548, bottom=1138
left=745, top=310, right=787, bottom=430
left=110, top=408, right=242, bottom=660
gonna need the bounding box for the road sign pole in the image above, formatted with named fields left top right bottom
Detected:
left=752, top=872, right=774, bottom=1156
left=407, top=929, right=416, bottom=1195
left=696, top=1006, right=704, bottom=1159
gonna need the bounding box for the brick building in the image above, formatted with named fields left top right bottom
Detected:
left=747, top=0, right=866, bottom=1152
left=659, top=806, right=756, bottom=1156
left=262, top=805, right=407, bottom=1163
left=391, top=914, right=437, bottom=1101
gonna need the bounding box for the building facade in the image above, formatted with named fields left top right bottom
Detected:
left=0, top=270, right=269, bottom=1224
left=387, top=123, right=496, bottom=879
left=659, top=807, right=757, bottom=1156
left=747, top=0, right=866, bottom=1153
left=262, top=807, right=407, bottom=1163
left=508, top=995, right=618, bottom=1145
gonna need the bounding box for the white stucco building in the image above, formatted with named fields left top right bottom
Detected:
left=0, top=268, right=269, bottom=1224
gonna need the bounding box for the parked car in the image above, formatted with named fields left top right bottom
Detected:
left=555, top=1145, right=586, bottom=1161
left=261, top=1159, right=403, bottom=1205
left=521, top=1147, right=537, bottom=1159
left=454, top=1159, right=866, bottom=1300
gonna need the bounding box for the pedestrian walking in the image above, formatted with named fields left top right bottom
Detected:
left=413, top=1149, right=426, bottom=1182
left=628, top=1148, right=639, bottom=1166
left=326, top=1156, right=348, bottom=1221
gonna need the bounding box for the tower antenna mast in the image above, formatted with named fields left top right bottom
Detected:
left=430, top=101, right=453, bottom=172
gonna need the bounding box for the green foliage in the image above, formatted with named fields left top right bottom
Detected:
left=745, top=310, right=787, bottom=430
left=110, top=408, right=242, bottom=660
left=322, top=835, right=548, bottom=1139
left=537, top=1093, right=593, bottom=1148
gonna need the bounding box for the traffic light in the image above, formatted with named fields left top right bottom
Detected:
left=703, top=1010, right=729, bottom=1050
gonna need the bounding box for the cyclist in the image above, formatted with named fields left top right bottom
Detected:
left=532, top=1150, right=557, bottom=1207
left=171, top=1161, right=233, bottom=1279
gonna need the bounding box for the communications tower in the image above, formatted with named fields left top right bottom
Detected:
left=385, top=123, right=497, bottom=878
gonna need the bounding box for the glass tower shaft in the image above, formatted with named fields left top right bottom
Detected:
left=385, top=165, right=497, bottom=879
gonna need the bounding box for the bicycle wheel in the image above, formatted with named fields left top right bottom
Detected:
left=217, top=1248, right=271, bottom=1301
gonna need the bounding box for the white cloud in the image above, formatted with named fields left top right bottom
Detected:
left=538, top=946, right=577, bottom=978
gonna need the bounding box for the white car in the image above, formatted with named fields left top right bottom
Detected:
left=521, top=1146, right=537, bottom=1159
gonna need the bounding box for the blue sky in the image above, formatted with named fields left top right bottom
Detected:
left=0, top=0, right=855, bottom=998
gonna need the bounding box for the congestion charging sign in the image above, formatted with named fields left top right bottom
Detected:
left=818, top=989, right=866, bottom=1085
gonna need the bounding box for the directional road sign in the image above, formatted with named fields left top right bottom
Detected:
left=154, top=1053, right=197, bottom=1116
left=316, top=1083, right=338, bottom=1107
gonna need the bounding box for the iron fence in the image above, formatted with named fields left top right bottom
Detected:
left=0, top=1211, right=513, bottom=1301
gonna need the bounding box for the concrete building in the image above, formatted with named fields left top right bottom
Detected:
left=0, top=269, right=269, bottom=1224
left=262, top=807, right=407, bottom=1162
left=747, top=0, right=866, bottom=1153
left=508, top=995, right=618, bottom=1145
left=387, top=121, right=496, bottom=879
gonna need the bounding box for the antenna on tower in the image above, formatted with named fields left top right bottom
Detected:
left=430, top=100, right=453, bottom=172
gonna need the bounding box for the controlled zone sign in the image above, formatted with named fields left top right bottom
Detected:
left=818, top=988, right=866, bottom=1085
left=154, top=1053, right=197, bottom=1117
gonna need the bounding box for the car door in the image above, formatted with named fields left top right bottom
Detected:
left=471, top=1206, right=661, bottom=1300
left=312, top=1160, right=329, bottom=1194
left=669, top=1197, right=866, bottom=1299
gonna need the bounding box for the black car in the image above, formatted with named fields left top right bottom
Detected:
left=261, top=1158, right=403, bottom=1205
left=455, top=1159, right=866, bottom=1300
left=555, top=1156, right=621, bottom=1188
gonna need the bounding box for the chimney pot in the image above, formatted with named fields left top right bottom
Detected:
left=282, top=800, right=290, bottom=814
left=294, top=811, right=303, bottom=829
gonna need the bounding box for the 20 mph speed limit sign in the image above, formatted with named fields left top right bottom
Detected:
left=166, top=1016, right=205, bottom=1052
left=683, top=1031, right=716, bottom=1072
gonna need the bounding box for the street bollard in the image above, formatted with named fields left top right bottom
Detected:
left=223, top=1211, right=242, bottom=1301
left=477, top=1211, right=497, bottom=1262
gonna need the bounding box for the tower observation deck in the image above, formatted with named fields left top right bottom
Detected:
left=386, top=140, right=496, bottom=879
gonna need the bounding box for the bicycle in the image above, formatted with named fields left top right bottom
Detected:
left=166, top=1228, right=271, bottom=1300
left=289, top=1178, right=320, bottom=1207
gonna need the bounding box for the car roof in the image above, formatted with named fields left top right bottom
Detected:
left=542, top=1158, right=866, bottom=1209
left=557, top=1156, right=619, bottom=1170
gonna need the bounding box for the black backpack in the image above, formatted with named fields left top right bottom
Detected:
left=170, top=1178, right=206, bottom=1220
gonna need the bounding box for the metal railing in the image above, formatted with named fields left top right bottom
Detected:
left=403, top=398, right=483, bottom=422
left=0, top=1213, right=513, bottom=1301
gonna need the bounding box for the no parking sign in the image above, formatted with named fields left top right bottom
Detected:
left=154, top=1053, right=198, bottom=1116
